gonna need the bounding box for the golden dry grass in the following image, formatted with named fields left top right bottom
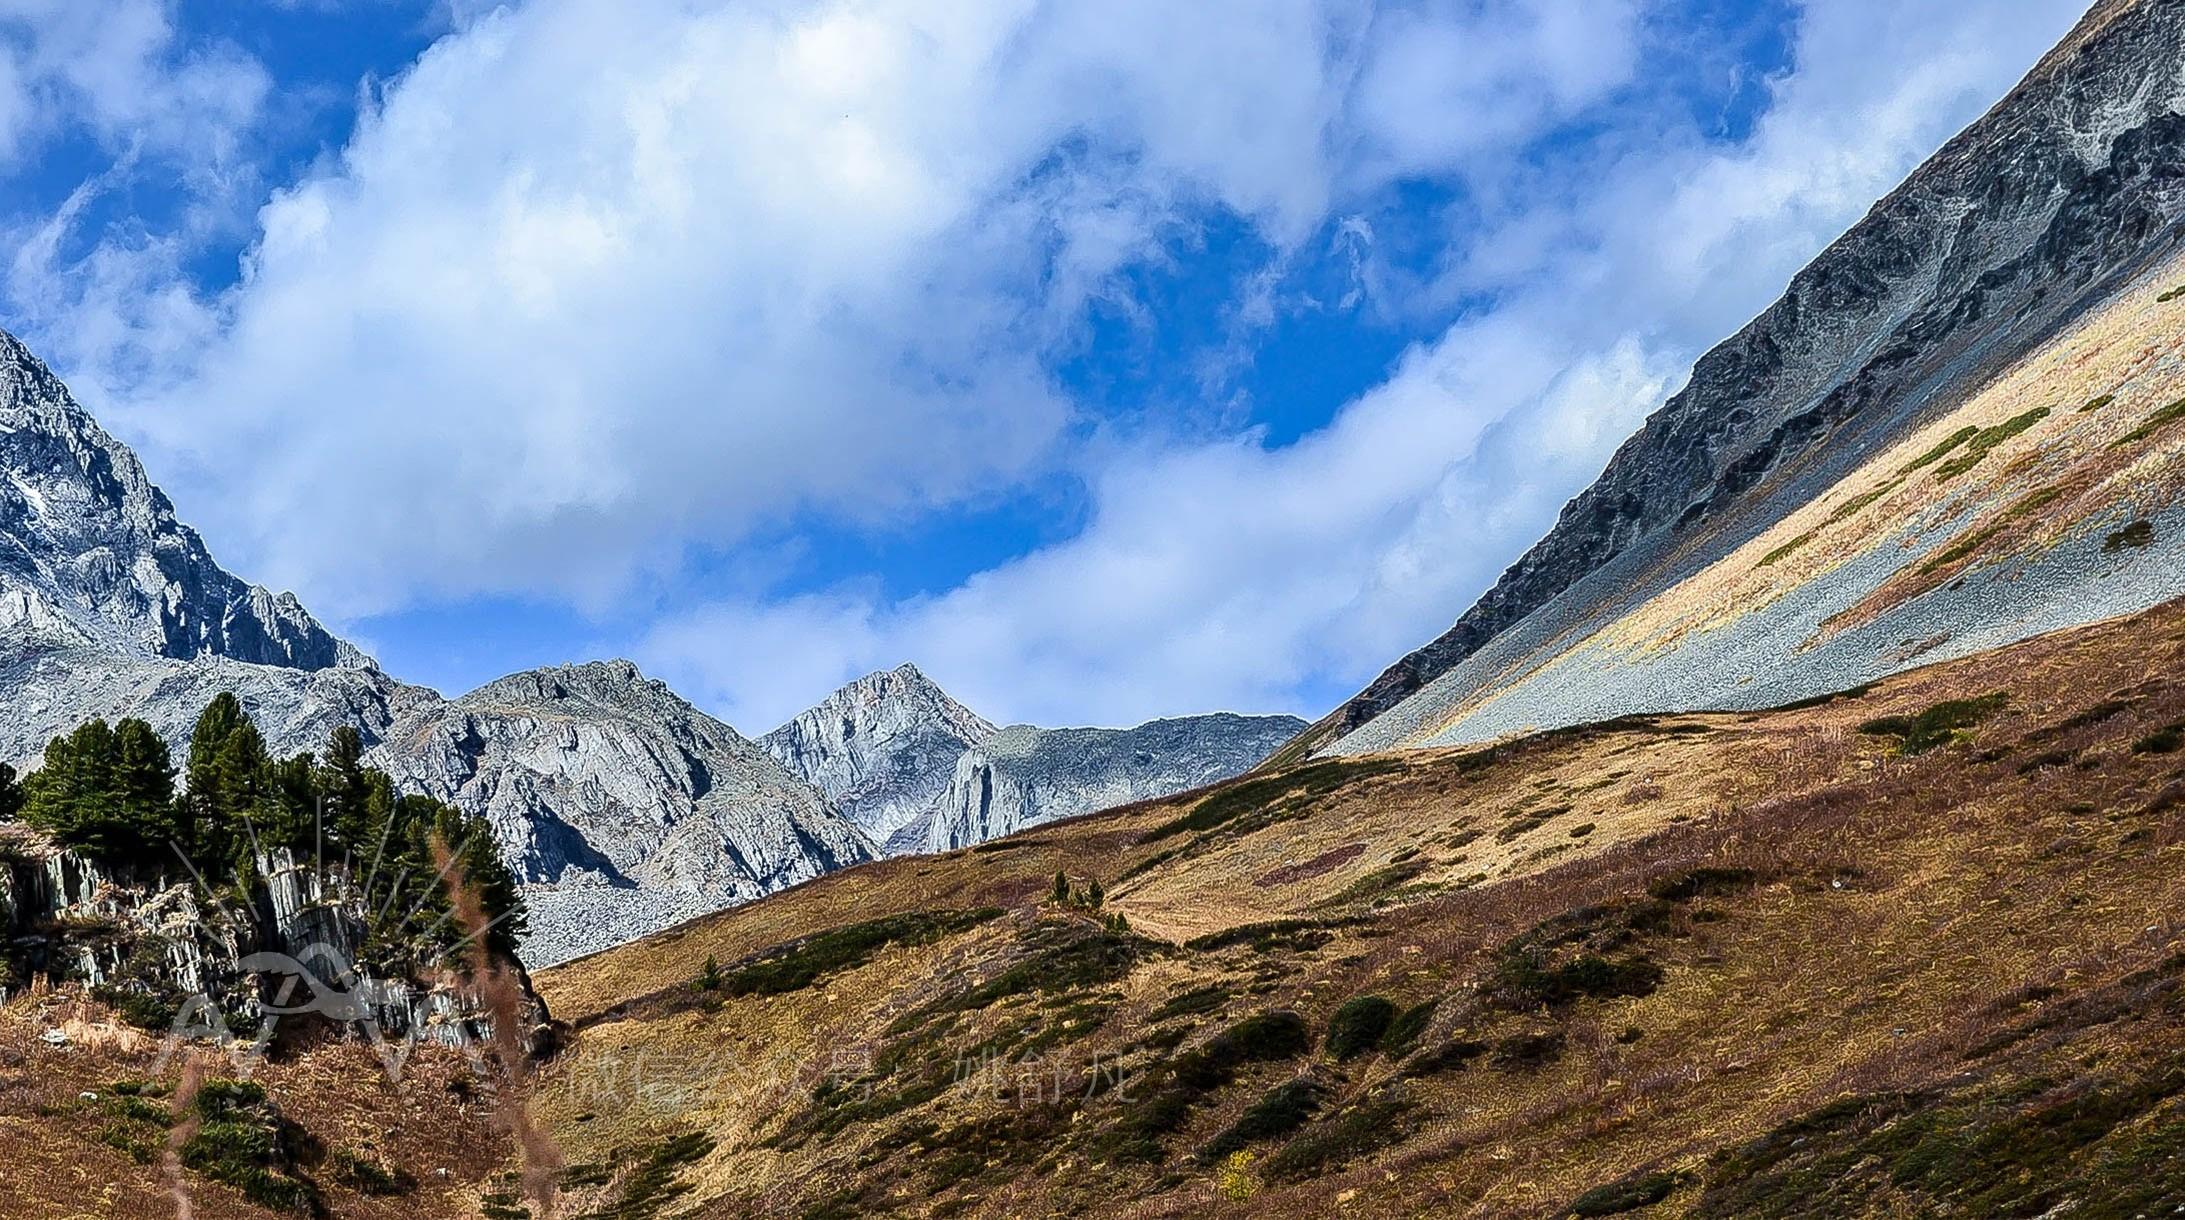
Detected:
left=521, top=595, right=2185, bottom=1219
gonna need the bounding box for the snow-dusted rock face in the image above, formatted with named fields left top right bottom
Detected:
left=923, top=713, right=1306, bottom=854
left=375, top=660, right=877, bottom=966
left=761, top=664, right=997, bottom=847
left=0, top=329, right=362, bottom=671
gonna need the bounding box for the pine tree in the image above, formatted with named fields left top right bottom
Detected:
left=22, top=718, right=178, bottom=869
left=1051, top=869, right=1070, bottom=904
left=183, top=694, right=271, bottom=870
left=318, top=726, right=373, bottom=854
left=1084, top=879, right=1105, bottom=909
left=0, top=762, right=22, bottom=822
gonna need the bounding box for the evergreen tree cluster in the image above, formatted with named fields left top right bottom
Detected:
left=0, top=694, right=524, bottom=963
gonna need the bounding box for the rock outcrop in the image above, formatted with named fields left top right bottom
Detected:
left=1304, top=0, right=2185, bottom=760
left=0, top=825, right=537, bottom=1053
left=0, top=329, right=362, bottom=671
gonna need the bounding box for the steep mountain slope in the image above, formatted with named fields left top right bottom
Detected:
left=924, top=713, right=1307, bottom=853
left=764, top=667, right=1304, bottom=855
left=0, top=329, right=360, bottom=670
left=527, top=593, right=2185, bottom=1219
left=761, top=664, right=997, bottom=845
left=378, top=661, right=876, bottom=966
left=0, top=326, right=872, bottom=968
left=1284, top=0, right=2185, bottom=762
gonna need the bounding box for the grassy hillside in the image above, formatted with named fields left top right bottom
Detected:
left=523, top=594, right=2185, bottom=1218
left=0, top=1002, right=510, bottom=1219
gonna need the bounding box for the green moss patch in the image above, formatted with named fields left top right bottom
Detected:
left=2111, top=398, right=2185, bottom=450
left=1933, top=407, right=2050, bottom=479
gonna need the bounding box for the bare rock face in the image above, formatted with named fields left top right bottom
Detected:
left=923, top=713, right=1306, bottom=854
left=1304, top=0, right=2185, bottom=759
left=0, top=329, right=362, bottom=671
left=761, top=664, right=997, bottom=846
left=375, top=661, right=877, bottom=966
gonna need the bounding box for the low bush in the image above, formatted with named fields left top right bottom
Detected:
left=1859, top=693, right=2009, bottom=756
left=1324, top=996, right=1397, bottom=1060
left=1197, top=1078, right=1326, bottom=1163
left=718, top=909, right=1002, bottom=998
left=1261, top=1093, right=1413, bottom=1182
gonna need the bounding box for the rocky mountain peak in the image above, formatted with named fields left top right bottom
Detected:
left=0, top=326, right=364, bottom=671
left=761, top=664, right=999, bottom=846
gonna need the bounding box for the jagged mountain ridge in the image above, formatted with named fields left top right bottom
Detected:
left=378, top=661, right=877, bottom=965
left=0, top=329, right=874, bottom=967
left=923, top=713, right=1308, bottom=853
left=0, top=329, right=362, bottom=671
left=763, top=667, right=1305, bottom=856
left=1296, top=0, right=2185, bottom=759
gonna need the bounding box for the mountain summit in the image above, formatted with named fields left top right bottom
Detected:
left=761, top=663, right=998, bottom=846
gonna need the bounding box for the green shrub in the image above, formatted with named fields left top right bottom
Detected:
left=719, top=909, right=1001, bottom=997
left=1494, top=949, right=1663, bottom=1009
left=1934, top=407, right=2050, bottom=479
left=1261, top=1093, right=1412, bottom=1182
left=1185, top=919, right=1334, bottom=954
left=2111, top=398, right=2185, bottom=449
left=1858, top=693, right=2009, bottom=756
left=1569, top=1169, right=1682, bottom=1216
left=1648, top=867, right=1756, bottom=902
left=332, top=1148, right=414, bottom=1196
left=1325, top=996, right=1397, bottom=1060
left=1197, top=1078, right=1326, bottom=1163
left=1493, top=1031, right=1566, bottom=1070
left=2132, top=724, right=2184, bottom=755
left=1402, top=1038, right=1488, bottom=1078
left=1899, top=426, right=1980, bottom=475
left=1149, top=985, right=1231, bottom=1023
left=2103, top=520, right=2155, bottom=553
left=1757, top=530, right=1818, bottom=567
left=576, top=1132, right=716, bottom=1219
left=2079, top=393, right=2116, bottom=413
left=1380, top=999, right=1439, bottom=1058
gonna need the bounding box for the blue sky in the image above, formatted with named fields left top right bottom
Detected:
left=0, top=0, right=2092, bottom=732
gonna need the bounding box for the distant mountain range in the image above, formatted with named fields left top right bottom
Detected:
left=761, top=664, right=1302, bottom=854
left=0, top=334, right=1294, bottom=964
left=1281, top=0, right=2185, bottom=762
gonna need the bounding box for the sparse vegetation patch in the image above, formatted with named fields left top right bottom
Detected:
left=1859, top=692, right=2009, bottom=756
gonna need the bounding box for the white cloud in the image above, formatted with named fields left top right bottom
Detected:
left=635, top=0, right=2094, bottom=731
left=0, top=0, right=268, bottom=170
left=19, top=0, right=1641, bottom=617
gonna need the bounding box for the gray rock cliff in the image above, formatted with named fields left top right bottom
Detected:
left=1299, top=0, right=2185, bottom=759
